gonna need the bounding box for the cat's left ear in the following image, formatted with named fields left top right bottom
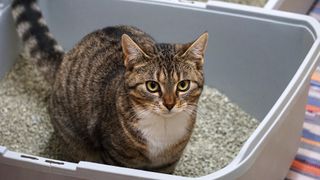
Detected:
left=181, top=32, right=208, bottom=65
left=121, top=34, right=149, bottom=67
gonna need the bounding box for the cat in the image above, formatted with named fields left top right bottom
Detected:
left=11, top=0, right=208, bottom=173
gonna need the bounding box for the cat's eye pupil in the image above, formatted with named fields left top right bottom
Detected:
left=150, top=82, right=156, bottom=88
left=180, top=81, right=186, bottom=87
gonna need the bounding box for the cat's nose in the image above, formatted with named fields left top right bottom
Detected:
left=163, top=102, right=175, bottom=111
left=163, top=95, right=175, bottom=111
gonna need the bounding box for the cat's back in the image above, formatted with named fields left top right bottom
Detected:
left=51, top=26, right=155, bottom=135
left=60, top=25, right=155, bottom=75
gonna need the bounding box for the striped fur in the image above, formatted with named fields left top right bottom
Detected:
left=12, top=0, right=64, bottom=83
left=12, top=0, right=208, bottom=174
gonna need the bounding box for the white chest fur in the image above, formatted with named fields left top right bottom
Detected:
left=137, top=112, right=190, bottom=159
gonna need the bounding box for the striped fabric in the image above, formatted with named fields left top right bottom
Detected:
left=286, top=65, right=320, bottom=178
left=309, top=1, right=320, bottom=20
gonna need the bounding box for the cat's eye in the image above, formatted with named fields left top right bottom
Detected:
left=177, top=80, right=190, bottom=92
left=146, top=81, right=160, bottom=93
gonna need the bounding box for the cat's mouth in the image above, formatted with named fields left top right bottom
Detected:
left=158, top=109, right=183, bottom=118
left=160, top=112, right=176, bottom=118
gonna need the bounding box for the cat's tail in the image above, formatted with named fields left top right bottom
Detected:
left=11, top=0, right=64, bottom=83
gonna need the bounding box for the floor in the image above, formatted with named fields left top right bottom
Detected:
left=286, top=2, right=320, bottom=179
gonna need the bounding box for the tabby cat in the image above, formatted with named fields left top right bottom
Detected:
left=12, top=0, right=208, bottom=173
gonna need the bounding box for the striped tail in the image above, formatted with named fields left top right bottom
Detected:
left=11, top=0, right=64, bottom=83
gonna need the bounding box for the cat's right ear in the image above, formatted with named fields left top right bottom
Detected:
left=121, top=34, right=149, bottom=67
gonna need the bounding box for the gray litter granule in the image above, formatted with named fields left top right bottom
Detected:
left=0, top=57, right=258, bottom=177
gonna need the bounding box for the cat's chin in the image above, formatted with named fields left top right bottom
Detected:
left=159, top=113, right=176, bottom=118
left=157, top=110, right=182, bottom=118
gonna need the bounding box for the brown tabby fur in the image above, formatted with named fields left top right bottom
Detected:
left=12, top=0, right=208, bottom=173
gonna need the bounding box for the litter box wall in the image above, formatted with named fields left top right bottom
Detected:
left=1, top=0, right=320, bottom=180
left=0, top=0, right=19, bottom=79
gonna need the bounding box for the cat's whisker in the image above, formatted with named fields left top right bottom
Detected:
left=183, top=107, right=205, bottom=121
left=130, top=109, right=149, bottom=121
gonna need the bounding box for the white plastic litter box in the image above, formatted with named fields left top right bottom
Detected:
left=1, top=0, right=320, bottom=179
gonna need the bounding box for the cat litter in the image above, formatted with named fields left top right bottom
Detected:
left=0, top=57, right=258, bottom=177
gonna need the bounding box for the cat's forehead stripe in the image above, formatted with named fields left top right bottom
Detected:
left=155, top=44, right=175, bottom=61
left=154, top=43, right=178, bottom=82
left=158, top=69, right=166, bottom=83
left=173, top=69, right=179, bottom=82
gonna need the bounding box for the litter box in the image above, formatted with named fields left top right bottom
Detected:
left=1, top=0, right=320, bottom=179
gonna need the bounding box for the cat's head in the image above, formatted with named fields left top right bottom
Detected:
left=121, top=33, right=208, bottom=119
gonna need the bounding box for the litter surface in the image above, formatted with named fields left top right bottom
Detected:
left=0, top=57, right=258, bottom=177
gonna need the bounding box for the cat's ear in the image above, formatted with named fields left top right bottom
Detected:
left=121, top=34, right=149, bottom=67
left=181, top=32, right=208, bottom=65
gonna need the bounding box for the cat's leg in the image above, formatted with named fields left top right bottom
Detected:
left=48, top=94, right=103, bottom=163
